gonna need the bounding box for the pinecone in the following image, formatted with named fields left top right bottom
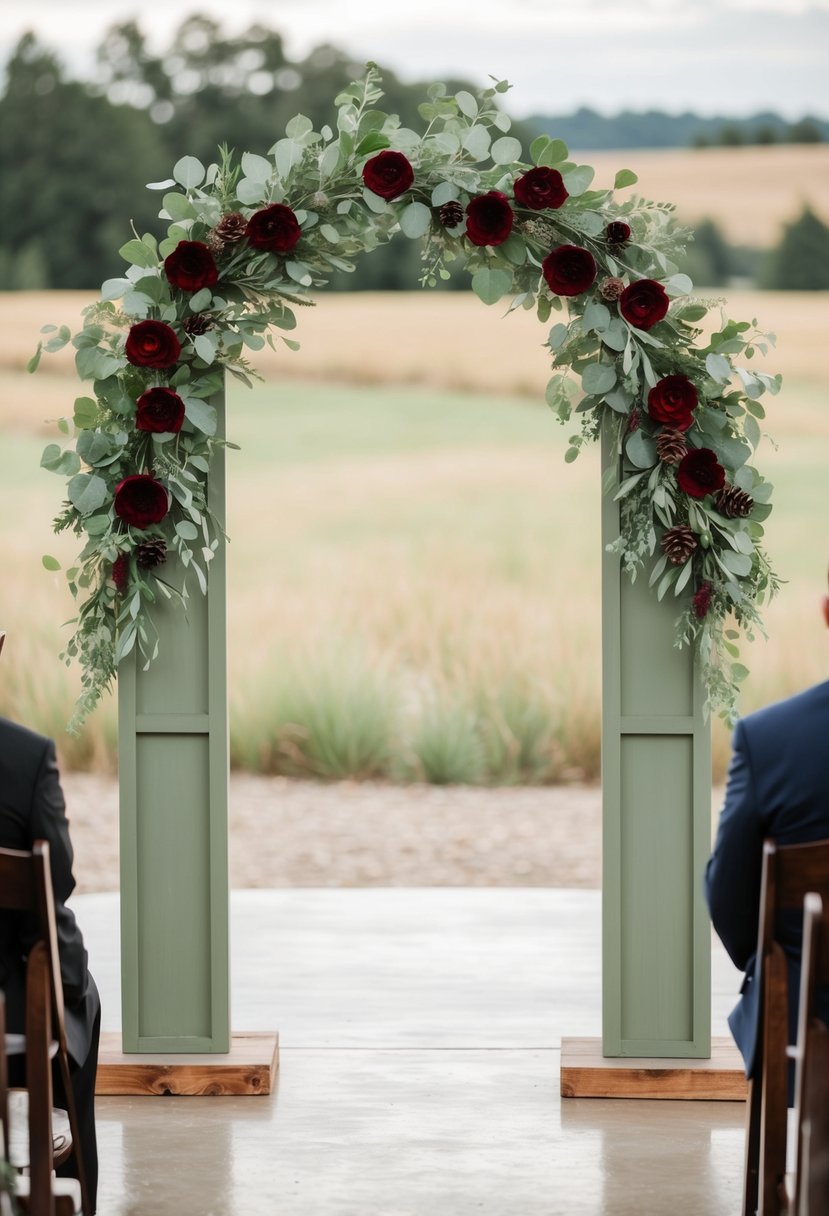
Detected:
left=599, top=276, right=625, bottom=301
left=135, top=538, right=168, bottom=571
left=715, top=484, right=754, bottom=518
left=210, top=212, right=247, bottom=252
left=437, top=200, right=464, bottom=228
left=660, top=524, right=698, bottom=566
left=656, top=427, right=688, bottom=465
left=182, top=313, right=213, bottom=336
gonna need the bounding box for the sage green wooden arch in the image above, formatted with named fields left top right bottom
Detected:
left=117, top=384, right=710, bottom=1057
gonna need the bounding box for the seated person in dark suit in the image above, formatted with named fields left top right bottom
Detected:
left=705, top=583, right=829, bottom=1089
left=0, top=632, right=100, bottom=1211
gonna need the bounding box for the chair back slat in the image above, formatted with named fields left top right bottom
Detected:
left=744, top=839, right=829, bottom=1216
left=26, top=940, right=55, bottom=1216
left=0, top=844, right=69, bottom=1056
left=792, top=895, right=829, bottom=1216
left=0, top=842, right=90, bottom=1215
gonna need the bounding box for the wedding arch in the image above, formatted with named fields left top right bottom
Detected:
left=33, top=67, right=780, bottom=1059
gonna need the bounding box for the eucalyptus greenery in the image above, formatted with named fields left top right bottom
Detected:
left=31, top=65, right=779, bottom=729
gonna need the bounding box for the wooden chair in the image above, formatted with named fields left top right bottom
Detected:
left=743, top=838, right=829, bottom=1216
left=0, top=844, right=90, bottom=1216
left=790, top=894, right=829, bottom=1216
left=1, top=992, right=14, bottom=1216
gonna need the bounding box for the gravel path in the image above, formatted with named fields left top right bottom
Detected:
left=61, top=774, right=603, bottom=893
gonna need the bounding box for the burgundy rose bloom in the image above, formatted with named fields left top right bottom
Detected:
left=647, top=375, right=699, bottom=433
left=125, top=320, right=181, bottom=369
left=135, top=387, right=186, bottom=434
left=606, top=221, right=632, bottom=244
left=114, top=475, right=169, bottom=530
left=676, top=448, right=726, bottom=500
left=619, top=279, right=670, bottom=331
left=362, top=150, right=414, bottom=201
left=163, top=240, right=218, bottom=293
left=246, top=203, right=301, bottom=254
left=513, top=167, right=568, bottom=211
left=465, top=191, right=514, bottom=246
left=692, top=581, right=713, bottom=619
left=542, top=245, right=597, bottom=297
left=111, top=553, right=129, bottom=593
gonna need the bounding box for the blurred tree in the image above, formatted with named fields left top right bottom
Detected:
left=787, top=118, right=823, bottom=144
left=676, top=218, right=734, bottom=286
left=763, top=206, right=829, bottom=290
left=0, top=33, right=167, bottom=289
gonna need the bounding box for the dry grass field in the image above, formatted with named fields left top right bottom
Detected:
left=573, top=144, right=829, bottom=248
left=1, top=286, right=828, bottom=782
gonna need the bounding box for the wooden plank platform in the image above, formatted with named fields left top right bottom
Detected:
left=95, top=1031, right=279, bottom=1096
left=560, top=1036, right=747, bottom=1101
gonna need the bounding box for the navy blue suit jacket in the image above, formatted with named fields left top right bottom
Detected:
left=705, top=679, right=829, bottom=1080
left=0, top=717, right=98, bottom=1069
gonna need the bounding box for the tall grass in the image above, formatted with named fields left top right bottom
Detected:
left=1, top=291, right=828, bottom=783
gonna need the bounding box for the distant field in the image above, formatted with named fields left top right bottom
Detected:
left=1, top=289, right=828, bottom=781
left=573, top=144, right=829, bottom=247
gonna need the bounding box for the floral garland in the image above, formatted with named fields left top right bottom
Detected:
left=31, top=66, right=780, bottom=730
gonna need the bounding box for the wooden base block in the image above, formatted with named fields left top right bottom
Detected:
left=95, top=1031, right=279, bottom=1096
left=560, top=1036, right=747, bottom=1101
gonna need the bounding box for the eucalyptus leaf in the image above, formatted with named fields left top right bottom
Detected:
left=471, top=267, right=513, bottom=306
left=625, top=429, right=657, bottom=469
left=491, top=136, right=522, bottom=164
left=183, top=398, right=218, bottom=436
left=173, top=156, right=206, bottom=189
left=399, top=201, right=433, bottom=239
left=581, top=362, right=616, bottom=395
left=614, top=169, right=638, bottom=189
left=705, top=353, right=732, bottom=384
left=537, top=138, right=568, bottom=166
left=455, top=90, right=478, bottom=118
left=162, top=192, right=197, bottom=222
left=461, top=125, right=491, bottom=161
left=241, top=152, right=273, bottom=181
left=562, top=165, right=595, bottom=196
left=68, top=473, right=108, bottom=515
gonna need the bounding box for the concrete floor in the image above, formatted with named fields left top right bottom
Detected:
left=77, top=890, right=748, bottom=1216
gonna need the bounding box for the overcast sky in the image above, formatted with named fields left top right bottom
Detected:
left=3, top=0, right=828, bottom=118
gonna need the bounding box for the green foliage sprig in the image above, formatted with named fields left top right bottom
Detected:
left=31, top=65, right=780, bottom=729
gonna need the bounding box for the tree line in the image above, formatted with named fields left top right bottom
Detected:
left=1, top=17, right=828, bottom=292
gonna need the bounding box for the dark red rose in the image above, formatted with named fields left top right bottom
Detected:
left=246, top=203, right=301, bottom=253
left=125, top=320, right=181, bottom=369
left=606, top=221, right=631, bottom=244
left=692, top=582, right=713, bottom=619
left=676, top=448, right=726, bottom=499
left=111, top=553, right=129, bottom=593
left=465, top=191, right=514, bottom=246
left=619, top=279, right=669, bottom=331
left=647, top=375, right=698, bottom=432
left=114, top=475, right=169, bottom=530
left=135, top=387, right=186, bottom=434
left=542, top=245, right=597, bottom=297
left=362, top=150, right=414, bottom=201
left=513, top=167, right=568, bottom=211
left=163, top=240, right=218, bottom=293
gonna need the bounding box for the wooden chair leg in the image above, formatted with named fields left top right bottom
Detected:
left=744, top=1077, right=762, bottom=1216
left=55, top=1051, right=91, bottom=1216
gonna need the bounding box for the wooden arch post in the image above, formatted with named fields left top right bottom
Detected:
left=600, top=424, right=712, bottom=1059
left=118, top=384, right=229, bottom=1054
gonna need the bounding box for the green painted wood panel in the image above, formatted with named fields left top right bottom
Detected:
left=601, top=424, right=711, bottom=1058
left=118, top=384, right=230, bottom=1053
